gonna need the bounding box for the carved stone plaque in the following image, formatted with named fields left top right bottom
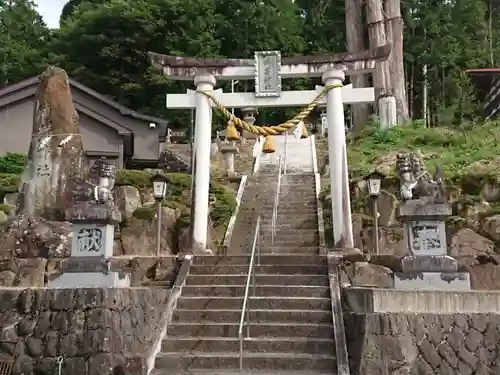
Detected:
left=71, top=223, right=114, bottom=257
left=255, top=51, right=281, bottom=97
left=407, top=220, right=447, bottom=256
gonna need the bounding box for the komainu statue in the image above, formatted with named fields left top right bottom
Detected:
left=72, top=160, right=116, bottom=205
left=396, top=152, right=446, bottom=202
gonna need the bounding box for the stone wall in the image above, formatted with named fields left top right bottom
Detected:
left=0, top=287, right=169, bottom=375
left=0, top=257, right=179, bottom=287
left=345, top=312, right=500, bottom=374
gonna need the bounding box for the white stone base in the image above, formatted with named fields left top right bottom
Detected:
left=48, top=272, right=130, bottom=289
left=394, top=272, right=470, bottom=291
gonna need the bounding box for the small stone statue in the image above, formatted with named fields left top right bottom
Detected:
left=72, top=160, right=116, bottom=205
left=396, top=152, right=445, bottom=202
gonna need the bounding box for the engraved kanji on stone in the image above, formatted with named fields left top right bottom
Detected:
left=76, top=228, right=103, bottom=252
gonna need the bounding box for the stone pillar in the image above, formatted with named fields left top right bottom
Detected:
left=242, top=107, right=258, bottom=144
left=48, top=161, right=129, bottom=288
left=322, top=69, right=354, bottom=248
left=220, top=145, right=239, bottom=178
left=394, top=199, right=471, bottom=290
left=193, top=74, right=216, bottom=250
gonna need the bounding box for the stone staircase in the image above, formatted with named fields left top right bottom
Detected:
left=259, top=135, right=314, bottom=174
left=154, top=254, right=336, bottom=374
left=151, top=133, right=340, bottom=374
left=260, top=173, right=320, bottom=253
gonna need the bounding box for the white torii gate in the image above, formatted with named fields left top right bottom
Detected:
left=150, top=46, right=390, bottom=251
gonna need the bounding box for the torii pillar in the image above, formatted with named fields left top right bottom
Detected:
left=150, top=46, right=390, bottom=250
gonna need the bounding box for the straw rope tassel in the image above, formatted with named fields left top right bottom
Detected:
left=300, top=122, right=308, bottom=139
left=225, top=120, right=240, bottom=141
left=262, top=135, right=275, bottom=153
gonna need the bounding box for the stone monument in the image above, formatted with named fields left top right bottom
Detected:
left=394, top=153, right=470, bottom=290
left=17, top=66, right=86, bottom=220
left=48, top=160, right=130, bottom=288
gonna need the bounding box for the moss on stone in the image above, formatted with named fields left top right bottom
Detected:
left=132, top=206, right=156, bottom=220
left=0, top=204, right=12, bottom=215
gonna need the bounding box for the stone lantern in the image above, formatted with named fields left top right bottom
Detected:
left=242, top=107, right=259, bottom=145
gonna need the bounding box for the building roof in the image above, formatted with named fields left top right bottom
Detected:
left=466, top=68, right=500, bottom=101
left=0, top=74, right=168, bottom=136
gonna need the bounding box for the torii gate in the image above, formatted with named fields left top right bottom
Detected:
left=149, top=46, right=391, bottom=251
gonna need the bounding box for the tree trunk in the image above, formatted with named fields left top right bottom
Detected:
left=345, top=0, right=370, bottom=133
left=384, top=0, right=409, bottom=123
left=366, top=0, right=390, bottom=98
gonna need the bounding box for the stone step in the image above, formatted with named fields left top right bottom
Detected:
left=190, top=255, right=325, bottom=266
left=156, top=372, right=333, bottom=375
left=168, top=322, right=334, bottom=338
left=260, top=238, right=320, bottom=247
left=259, top=227, right=319, bottom=234
left=259, top=231, right=320, bottom=240
left=262, top=203, right=317, bottom=209
left=263, top=209, right=318, bottom=215
left=176, top=296, right=331, bottom=310
left=154, top=351, right=336, bottom=372
left=172, top=309, right=333, bottom=324
left=185, top=274, right=329, bottom=286
left=261, top=246, right=321, bottom=255
left=162, top=336, right=335, bottom=355
left=188, top=264, right=327, bottom=275
left=181, top=285, right=330, bottom=298
left=261, top=224, right=319, bottom=231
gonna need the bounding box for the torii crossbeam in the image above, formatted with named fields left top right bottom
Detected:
left=150, top=46, right=391, bottom=251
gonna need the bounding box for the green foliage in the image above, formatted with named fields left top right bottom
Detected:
left=0, top=153, right=26, bottom=174
left=0, top=0, right=52, bottom=86
left=115, top=169, right=235, bottom=228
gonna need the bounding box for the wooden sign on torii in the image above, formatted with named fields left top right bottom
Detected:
left=149, top=46, right=391, bottom=251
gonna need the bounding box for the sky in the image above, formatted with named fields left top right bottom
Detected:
left=34, top=0, right=68, bottom=29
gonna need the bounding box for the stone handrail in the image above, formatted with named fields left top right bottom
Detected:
left=252, top=136, right=264, bottom=174
left=145, top=254, right=193, bottom=374
left=310, top=135, right=326, bottom=255
left=222, top=175, right=248, bottom=248
left=327, top=252, right=350, bottom=375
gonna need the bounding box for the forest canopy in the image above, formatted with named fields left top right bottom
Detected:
left=1, top=0, right=498, bottom=129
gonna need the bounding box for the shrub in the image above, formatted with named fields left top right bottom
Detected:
left=132, top=206, right=156, bottom=220
left=0, top=173, right=21, bottom=201
left=0, top=153, right=26, bottom=174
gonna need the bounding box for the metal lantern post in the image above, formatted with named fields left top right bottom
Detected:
left=151, top=174, right=168, bottom=256
left=364, top=171, right=385, bottom=255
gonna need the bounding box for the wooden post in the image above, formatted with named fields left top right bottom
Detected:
left=385, top=0, right=409, bottom=124
left=345, top=0, right=370, bottom=133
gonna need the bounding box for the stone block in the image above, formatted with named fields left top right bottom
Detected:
left=71, top=224, right=115, bottom=257
left=47, top=272, right=130, bottom=288
left=401, top=255, right=458, bottom=273
left=394, top=272, right=470, bottom=291
left=398, top=201, right=452, bottom=219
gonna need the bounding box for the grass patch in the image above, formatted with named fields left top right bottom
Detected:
left=317, top=120, right=500, bottom=186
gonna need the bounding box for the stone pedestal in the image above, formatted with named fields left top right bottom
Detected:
left=394, top=199, right=470, bottom=290
left=220, top=145, right=238, bottom=178
left=48, top=161, right=131, bottom=288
